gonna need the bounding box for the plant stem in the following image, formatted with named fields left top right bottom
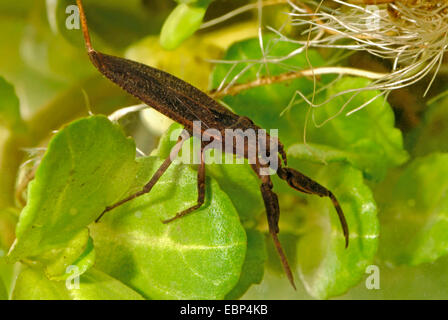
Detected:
left=209, top=66, right=387, bottom=98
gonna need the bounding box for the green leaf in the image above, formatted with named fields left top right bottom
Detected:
left=309, top=77, right=408, bottom=180
left=69, top=268, right=145, bottom=300
left=291, top=161, right=378, bottom=299
left=12, top=265, right=144, bottom=300
left=210, top=37, right=329, bottom=146
left=8, top=116, right=138, bottom=279
left=205, top=157, right=264, bottom=225
left=155, top=123, right=264, bottom=224
left=265, top=231, right=299, bottom=275
left=378, top=153, right=448, bottom=265
left=45, top=235, right=96, bottom=281
left=90, top=156, right=247, bottom=299
left=152, top=122, right=182, bottom=158
left=0, top=76, right=24, bottom=131
left=225, top=229, right=267, bottom=299
left=287, top=142, right=389, bottom=182
left=160, top=3, right=210, bottom=50
left=12, top=265, right=70, bottom=300
left=38, top=229, right=91, bottom=280
left=212, top=41, right=407, bottom=180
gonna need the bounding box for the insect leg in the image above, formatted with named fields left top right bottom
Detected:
left=95, top=130, right=189, bottom=222
left=277, top=166, right=349, bottom=248
left=251, top=163, right=296, bottom=290
left=162, top=148, right=206, bottom=224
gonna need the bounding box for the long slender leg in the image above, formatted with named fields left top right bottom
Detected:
left=162, top=148, right=206, bottom=224
left=251, top=163, right=296, bottom=290
left=277, top=167, right=349, bottom=248
left=95, top=131, right=189, bottom=222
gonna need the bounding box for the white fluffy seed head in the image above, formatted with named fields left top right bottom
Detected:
left=208, top=0, right=448, bottom=120
left=288, top=0, right=448, bottom=96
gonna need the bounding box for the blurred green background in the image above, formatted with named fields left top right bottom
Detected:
left=1, top=0, right=448, bottom=300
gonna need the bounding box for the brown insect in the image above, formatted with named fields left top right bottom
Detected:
left=75, top=0, right=349, bottom=289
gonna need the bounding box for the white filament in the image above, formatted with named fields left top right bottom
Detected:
left=209, top=0, right=448, bottom=123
